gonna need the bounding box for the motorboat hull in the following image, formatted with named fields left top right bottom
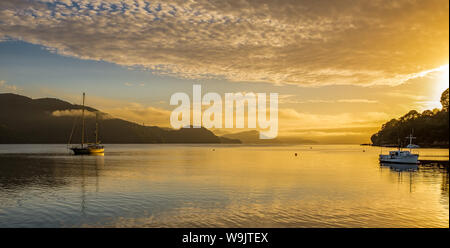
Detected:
left=379, top=154, right=418, bottom=164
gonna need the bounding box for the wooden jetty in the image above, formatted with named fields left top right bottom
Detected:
left=418, top=159, right=449, bottom=168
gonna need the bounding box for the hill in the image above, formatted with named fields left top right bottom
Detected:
left=221, top=130, right=316, bottom=144
left=0, top=93, right=240, bottom=144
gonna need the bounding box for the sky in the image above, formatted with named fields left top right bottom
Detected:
left=0, top=0, right=449, bottom=143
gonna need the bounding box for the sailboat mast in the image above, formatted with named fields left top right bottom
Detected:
left=81, top=92, right=85, bottom=148
left=95, top=112, right=99, bottom=144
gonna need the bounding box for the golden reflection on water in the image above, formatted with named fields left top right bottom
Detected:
left=0, top=144, right=448, bottom=227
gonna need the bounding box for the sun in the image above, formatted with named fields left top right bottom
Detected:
left=427, top=64, right=450, bottom=110
left=436, top=64, right=449, bottom=95
left=422, top=64, right=450, bottom=110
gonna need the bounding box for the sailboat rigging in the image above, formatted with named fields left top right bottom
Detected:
left=68, top=92, right=105, bottom=155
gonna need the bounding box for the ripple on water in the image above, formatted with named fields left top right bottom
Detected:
left=0, top=145, right=448, bottom=227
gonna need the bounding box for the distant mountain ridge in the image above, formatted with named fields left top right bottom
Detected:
left=221, top=130, right=316, bottom=144
left=0, top=93, right=240, bottom=144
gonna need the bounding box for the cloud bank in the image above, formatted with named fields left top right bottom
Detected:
left=0, top=0, right=448, bottom=86
left=0, top=80, right=19, bottom=92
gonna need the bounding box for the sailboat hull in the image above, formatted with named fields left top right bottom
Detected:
left=71, top=146, right=104, bottom=155
left=88, top=148, right=105, bottom=153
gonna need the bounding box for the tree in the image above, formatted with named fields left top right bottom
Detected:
left=400, top=110, right=420, bottom=121
left=441, top=88, right=449, bottom=112
left=371, top=89, right=449, bottom=147
left=422, top=110, right=433, bottom=116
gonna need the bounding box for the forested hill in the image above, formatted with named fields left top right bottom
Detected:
left=371, top=88, right=449, bottom=148
left=0, top=93, right=240, bottom=144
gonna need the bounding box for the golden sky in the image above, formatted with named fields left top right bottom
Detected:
left=0, top=0, right=448, bottom=143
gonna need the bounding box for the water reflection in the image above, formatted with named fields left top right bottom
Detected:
left=75, top=155, right=104, bottom=215
left=0, top=154, right=105, bottom=221
left=379, top=161, right=449, bottom=208
left=0, top=145, right=448, bottom=227
left=380, top=162, right=417, bottom=193
left=0, top=155, right=69, bottom=190
left=380, top=162, right=418, bottom=172
left=0, top=154, right=105, bottom=188
left=441, top=171, right=449, bottom=200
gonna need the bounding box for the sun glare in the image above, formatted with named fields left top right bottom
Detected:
left=428, top=64, right=450, bottom=110
left=421, top=64, right=449, bottom=110
left=436, top=64, right=449, bottom=94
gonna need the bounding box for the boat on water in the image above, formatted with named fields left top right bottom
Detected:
left=379, top=133, right=419, bottom=164
left=71, top=144, right=104, bottom=155
left=68, top=93, right=104, bottom=155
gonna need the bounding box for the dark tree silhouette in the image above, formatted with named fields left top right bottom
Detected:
left=371, top=88, right=449, bottom=148
left=441, top=88, right=449, bottom=112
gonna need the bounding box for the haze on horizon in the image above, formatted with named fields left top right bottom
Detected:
left=0, top=0, right=449, bottom=144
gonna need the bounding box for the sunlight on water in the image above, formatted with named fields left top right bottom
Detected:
left=0, top=144, right=448, bottom=227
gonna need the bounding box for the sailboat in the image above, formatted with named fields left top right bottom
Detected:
left=69, top=93, right=105, bottom=155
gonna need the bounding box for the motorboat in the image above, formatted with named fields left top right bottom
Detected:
left=379, top=133, right=419, bottom=164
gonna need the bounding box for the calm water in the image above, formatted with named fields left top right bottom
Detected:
left=0, top=144, right=448, bottom=228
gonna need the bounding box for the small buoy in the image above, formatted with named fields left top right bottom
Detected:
left=363, top=150, right=365, bottom=152
left=294, top=153, right=298, bottom=156
left=212, top=149, right=215, bottom=151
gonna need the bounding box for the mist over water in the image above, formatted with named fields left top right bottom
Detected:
left=0, top=144, right=448, bottom=227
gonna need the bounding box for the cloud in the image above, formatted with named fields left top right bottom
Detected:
left=279, top=95, right=378, bottom=104
left=0, top=80, right=19, bottom=92
left=336, top=99, right=378, bottom=104
left=384, top=92, right=427, bottom=101
left=278, top=108, right=389, bottom=128
left=276, top=111, right=387, bottom=143
left=106, top=103, right=172, bottom=126
left=52, top=109, right=97, bottom=117
left=124, top=82, right=146, bottom=87
left=0, top=0, right=448, bottom=86
left=33, top=87, right=170, bottom=126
